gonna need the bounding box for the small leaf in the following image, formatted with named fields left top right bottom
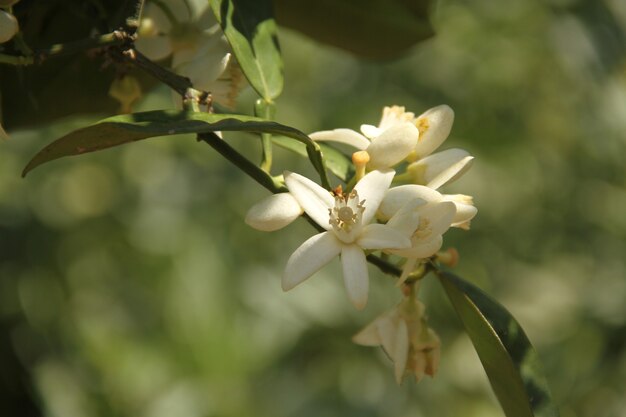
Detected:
left=22, top=111, right=328, bottom=187
left=438, top=271, right=559, bottom=417
left=211, top=0, right=283, bottom=100
left=273, top=136, right=354, bottom=182
left=273, top=0, right=434, bottom=60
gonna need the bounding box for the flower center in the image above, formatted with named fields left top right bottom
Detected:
left=329, top=190, right=365, bottom=233
left=413, top=218, right=432, bottom=239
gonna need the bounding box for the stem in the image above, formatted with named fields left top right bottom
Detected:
left=0, top=31, right=133, bottom=66
left=198, top=133, right=284, bottom=193
left=199, top=131, right=402, bottom=277
left=255, top=99, right=275, bottom=173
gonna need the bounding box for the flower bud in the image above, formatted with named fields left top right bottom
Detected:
left=108, top=76, right=142, bottom=114
left=245, top=193, right=303, bottom=232
left=353, top=297, right=442, bottom=384
left=0, top=10, right=18, bottom=44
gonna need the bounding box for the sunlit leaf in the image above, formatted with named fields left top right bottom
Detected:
left=211, top=0, right=283, bottom=100
left=273, top=0, right=434, bottom=60
left=22, top=111, right=327, bottom=185
left=438, top=271, right=559, bottom=417
left=273, top=136, right=354, bottom=182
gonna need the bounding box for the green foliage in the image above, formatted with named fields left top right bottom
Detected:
left=439, top=272, right=560, bottom=417
left=211, top=0, right=283, bottom=100
left=22, top=111, right=330, bottom=189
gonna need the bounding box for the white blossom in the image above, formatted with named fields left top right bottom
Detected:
left=353, top=297, right=441, bottom=384
left=279, top=170, right=411, bottom=309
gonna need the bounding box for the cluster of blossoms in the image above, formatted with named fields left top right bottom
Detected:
left=135, top=0, right=245, bottom=108
left=246, top=104, right=476, bottom=383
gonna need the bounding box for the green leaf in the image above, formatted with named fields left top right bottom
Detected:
left=273, top=0, right=434, bottom=60
left=22, top=111, right=328, bottom=187
left=211, top=0, right=283, bottom=100
left=438, top=271, right=559, bottom=417
left=273, top=136, right=354, bottom=182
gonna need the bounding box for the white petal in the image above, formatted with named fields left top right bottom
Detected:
left=135, top=35, right=173, bottom=61
left=394, top=320, right=410, bottom=384
left=391, top=235, right=443, bottom=259
left=360, top=124, right=382, bottom=139
left=173, top=37, right=231, bottom=90
left=357, top=224, right=411, bottom=250
left=417, top=201, right=457, bottom=237
left=367, top=123, right=419, bottom=170
left=410, top=148, right=474, bottom=190
left=284, top=171, right=334, bottom=229
left=309, top=129, right=370, bottom=151
left=376, top=315, right=399, bottom=357
left=354, top=169, right=395, bottom=224
left=283, top=232, right=342, bottom=291
left=384, top=198, right=426, bottom=237
left=379, top=185, right=442, bottom=221
left=378, top=106, right=415, bottom=131
left=352, top=320, right=383, bottom=346
left=245, top=193, right=303, bottom=231
left=341, top=244, right=369, bottom=310
left=442, top=194, right=478, bottom=229
left=414, top=104, right=454, bottom=158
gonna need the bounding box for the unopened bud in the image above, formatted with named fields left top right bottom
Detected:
left=436, top=247, right=459, bottom=267
left=352, top=150, right=370, bottom=181
left=109, top=76, right=142, bottom=114
left=0, top=10, right=18, bottom=44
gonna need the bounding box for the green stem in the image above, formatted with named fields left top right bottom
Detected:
left=0, top=30, right=134, bottom=66
left=198, top=133, right=284, bottom=193
left=255, top=99, right=275, bottom=173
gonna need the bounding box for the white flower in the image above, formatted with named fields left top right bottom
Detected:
left=407, top=105, right=474, bottom=189
left=353, top=297, right=441, bottom=384
left=386, top=197, right=457, bottom=284
left=135, top=0, right=245, bottom=108
left=280, top=170, right=411, bottom=309
left=379, top=184, right=477, bottom=230
left=310, top=106, right=419, bottom=170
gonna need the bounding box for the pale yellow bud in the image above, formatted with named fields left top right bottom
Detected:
left=108, top=76, right=142, bottom=114
left=0, top=10, right=18, bottom=43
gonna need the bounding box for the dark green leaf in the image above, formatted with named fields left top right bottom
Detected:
left=438, top=271, right=559, bottom=417
left=22, top=111, right=328, bottom=186
left=211, top=0, right=283, bottom=100
left=273, top=136, right=353, bottom=182
left=273, top=0, right=434, bottom=60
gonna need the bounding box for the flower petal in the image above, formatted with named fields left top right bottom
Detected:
left=283, top=231, right=342, bottom=291
left=417, top=201, right=457, bottom=237
left=284, top=171, right=334, bottom=229
left=394, top=320, right=410, bottom=384
left=245, top=193, right=303, bottom=231
left=376, top=315, right=398, bottom=356
left=378, top=185, right=442, bottom=221
left=352, top=320, right=383, bottom=346
left=341, top=244, right=369, bottom=310
left=367, top=123, right=420, bottom=170
left=414, top=105, right=454, bottom=158
left=357, top=224, right=411, bottom=250
left=410, top=148, right=474, bottom=190
left=384, top=198, right=426, bottom=237
left=360, top=124, right=381, bottom=139
left=379, top=106, right=415, bottom=131
left=309, top=129, right=370, bottom=151
left=354, top=169, right=395, bottom=224
left=391, top=235, right=443, bottom=259
left=442, top=194, right=478, bottom=229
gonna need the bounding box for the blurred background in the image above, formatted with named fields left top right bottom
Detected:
left=1, top=0, right=626, bottom=416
